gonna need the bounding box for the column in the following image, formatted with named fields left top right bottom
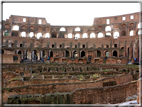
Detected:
left=27, top=51, right=31, bottom=60
left=37, top=52, right=40, bottom=60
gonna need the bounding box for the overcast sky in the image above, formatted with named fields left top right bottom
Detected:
left=3, top=3, right=140, bottom=26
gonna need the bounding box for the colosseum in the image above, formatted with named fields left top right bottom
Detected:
left=1, top=11, right=141, bottom=106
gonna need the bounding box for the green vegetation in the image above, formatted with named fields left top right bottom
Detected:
left=103, top=69, right=109, bottom=72
left=92, top=74, right=99, bottom=77
left=8, top=77, right=21, bottom=82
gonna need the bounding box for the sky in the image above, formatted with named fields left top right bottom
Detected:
left=2, top=3, right=141, bottom=26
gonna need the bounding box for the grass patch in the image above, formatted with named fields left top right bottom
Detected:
left=92, top=74, right=99, bottom=77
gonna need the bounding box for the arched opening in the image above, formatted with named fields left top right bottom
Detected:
left=60, top=27, right=66, bottom=31
left=113, top=50, right=117, bottom=57
left=45, top=33, right=50, bottom=38
left=37, top=33, right=42, bottom=39
left=18, top=50, right=21, bottom=54
left=138, top=30, right=142, bottom=35
left=82, top=33, right=87, bottom=38
left=66, top=50, right=69, bottom=57
left=4, top=30, right=9, bottom=36
left=130, top=30, right=134, bottom=36
left=29, top=32, right=34, bottom=38
left=2, top=49, right=4, bottom=54
left=97, top=50, right=101, bottom=57
left=75, top=27, right=81, bottom=31
left=75, top=33, right=80, bottom=39
left=21, top=32, right=26, bottom=37
left=138, top=22, right=142, bottom=29
left=105, top=51, right=109, bottom=57
left=73, top=51, right=77, bottom=58
left=113, top=32, right=119, bottom=39
left=81, top=51, right=85, bottom=57
left=51, top=32, right=57, bottom=38
left=90, top=33, right=96, bottom=38
left=12, top=25, right=19, bottom=31
left=121, top=47, right=124, bottom=49
left=128, top=47, right=129, bottom=58
left=12, top=25, right=19, bottom=37
left=98, top=32, right=103, bottom=38
left=105, top=26, right=111, bottom=31
left=50, top=51, right=53, bottom=57
left=121, top=30, right=126, bottom=36
left=68, top=33, right=72, bottom=38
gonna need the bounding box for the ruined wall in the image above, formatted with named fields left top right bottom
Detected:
left=72, top=81, right=137, bottom=104
left=3, top=74, right=133, bottom=102
left=6, top=81, right=137, bottom=104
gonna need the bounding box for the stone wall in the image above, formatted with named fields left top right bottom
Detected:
left=2, top=54, right=20, bottom=64
left=6, top=81, right=137, bottom=104
left=3, top=74, right=133, bottom=102
left=72, top=81, right=137, bottom=104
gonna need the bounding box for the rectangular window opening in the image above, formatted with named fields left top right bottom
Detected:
left=39, top=19, right=42, bottom=24
left=20, top=44, right=22, bottom=47
left=52, top=44, right=54, bottom=48
left=82, top=45, right=85, bottom=48
left=23, top=18, right=26, bottom=22
left=75, top=45, right=77, bottom=48
left=60, top=45, right=62, bottom=48
left=114, top=44, right=117, bottom=48
left=106, top=45, right=109, bottom=48
left=13, top=56, right=18, bottom=61
left=106, top=19, right=110, bottom=24
left=122, top=16, right=126, bottom=21
left=130, top=15, right=134, bottom=19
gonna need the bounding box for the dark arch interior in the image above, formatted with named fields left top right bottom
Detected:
left=73, top=51, right=77, bottom=58
left=59, top=32, right=65, bottom=38
left=113, top=51, right=117, bottom=57
left=51, top=32, right=57, bottom=38
left=81, top=51, right=85, bottom=57
left=12, top=31, right=18, bottom=37
left=50, top=51, right=53, bottom=57
left=121, top=30, right=126, bottom=36
left=97, top=51, right=101, bottom=57
left=18, top=51, right=21, bottom=54
left=66, top=50, right=69, bottom=57
left=2, top=49, right=4, bottom=54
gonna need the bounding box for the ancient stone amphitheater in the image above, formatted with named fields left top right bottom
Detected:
left=1, top=11, right=141, bottom=106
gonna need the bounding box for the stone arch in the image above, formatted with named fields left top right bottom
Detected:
left=113, top=50, right=117, bottom=57
left=97, top=50, right=101, bottom=57
left=106, top=33, right=111, bottom=37
left=12, top=25, right=19, bottom=31
left=73, top=51, right=77, bottom=58
left=68, top=33, right=72, bottom=38
left=121, top=30, right=126, bottom=36
left=129, top=30, right=134, bottom=36
left=36, top=33, right=42, bottom=39
left=90, top=33, right=96, bottom=38
left=51, top=32, right=57, bottom=38
left=75, top=33, right=80, bottom=39
left=75, top=27, right=81, bottom=31
left=80, top=51, right=85, bottom=57
left=50, top=51, right=53, bottom=57
left=98, top=32, right=104, bottom=38
left=29, top=32, right=34, bottom=38
left=82, top=33, right=87, bottom=38
left=21, top=32, right=26, bottom=37
left=60, top=27, right=66, bottom=31
left=138, top=22, right=142, bottom=29
left=45, top=33, right=50, bottom=38
left=138, top=30, right=142, bottom=35
left=105, top=50, right=109, bottom=57
left=105, top=26, right=111, bottom=31
left=65, top=50, right=70, bottom=57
